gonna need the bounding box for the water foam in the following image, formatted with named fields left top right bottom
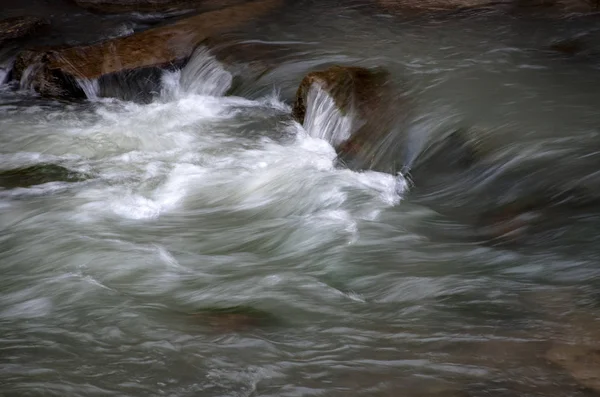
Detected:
left=303, top=84, right=354, bottom=147
left=76, top=78, right=100, bottom=100
left=161, top=47, right=232, bottom=100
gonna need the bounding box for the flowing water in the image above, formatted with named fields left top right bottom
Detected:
left=2, top=2, right=600, bottom=396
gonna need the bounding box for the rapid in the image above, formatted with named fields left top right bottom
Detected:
left=1, top=1, right=600, bottom=396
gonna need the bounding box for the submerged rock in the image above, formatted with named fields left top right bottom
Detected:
left=0, top=164, right=89, bottom=189
left=377, top=0, right=599, bottom=15
left=293, top=65, right=409, bottom=174
left=12, top=0, right=282, bottom=100
left=548, top=345, right=600, bottom=393
left=203, top=37, right=301, bottom=96
left=546, top=316, right=600, bottom=394
left=72, top=0, right=248, bottom=14
left=514, top=0, right=599, bottom=13
left=377, top=0, right=498, bottom=14
left=191, top=305, right=280, bottom=331
left=0, top=16, right=47, bottom=47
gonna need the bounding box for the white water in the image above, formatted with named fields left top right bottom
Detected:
left=303, top=84, right=354, bottom=147
left=74, top=47, right=234, bottom=101
left=0, top=58, right=12, bottom=85
left=77, top=78, right=100, bottom=99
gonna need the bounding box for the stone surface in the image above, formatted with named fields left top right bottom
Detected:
left=191, top=306, right=280, bottom=331
left=72, top=0, right=249, bottom=13
left=205, top=37, right=301, bottom=94
left=13, top=0, right=282, bottom=99
left=546, top=316, right=600, bottom=394
left=547, top=344, right=600, bottom=393
left=0, top=16, right=47, bottom=47
left=293, top=65, right=409, bottom=174
left=292, top=65, right=390, bottom=125
left=377, top=0, right=599, bottom=15
left=377, top=0, right=498, bottom=13
left=0, top=164, right=89, bottom=189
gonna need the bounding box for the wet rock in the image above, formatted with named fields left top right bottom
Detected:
left=0, top=16, right=47, bottom=47
left=377, top=0, right=599, bottom=15
left=547, top=344, right=600, bottom=393
left=72, top=0, right=248, bottom=14
left=12, top=0, right=282, bottom=99
left=376, top=0, right=505, bottom=15
left=203, top=37, right=301, bottom=96
left=549, top=37, right=587, bottom=56
left=191, top=305, right=280, bottom=331
left=13, top=48, right=87, bottom=99
left=513, top=0, right=599, bottom=13
left=292, top=65, right=390, bottom=126
left=0, top=164, right=89, bottom=189
left=546, top=316, right=600, bottom=394
left=405, top=127, right=481, bottom=183
left=293, top=65, right=409, bottom=174
left=472, top=184, right=600, bottom=242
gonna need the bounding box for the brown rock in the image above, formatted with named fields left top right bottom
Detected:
left=202, top=37, right=301, bottom=94
left=191, top=306, right=280, bottom=332
left=0, top=16, right=47, bottom=47
left=292, top=65, right=408, bottom=173
left=292, top=66, right=391, bottom=124
left=547, top=344, right=600, bottom=392
left=13, top=0, right=282, bottom=99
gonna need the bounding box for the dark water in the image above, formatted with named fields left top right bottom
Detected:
left=1, top=1, right=600, bottom=396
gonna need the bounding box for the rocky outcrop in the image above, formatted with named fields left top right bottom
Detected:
left=0, top=16, right=47, bottom=47
left=72, top=0, right=248, bottom=13
left=293, top=65, right=410, bottom=174
left=13, top=0, right=282, bottom=99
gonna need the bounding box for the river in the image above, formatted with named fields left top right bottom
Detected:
left=1, top=1, right=600, bottom=396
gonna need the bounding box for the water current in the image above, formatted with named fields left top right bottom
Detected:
left=2, top=2, right=600, bottom=396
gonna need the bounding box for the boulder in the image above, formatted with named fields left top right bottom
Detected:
left=0, top=16, right=47, bottom=47
left=0, top=164, right=89, bottom=189
left=292, top=66, right=390, bottom=126
left=12, top=0, right=282, bottom=99
left=293, top=65, right=410, bottom=174
left=72, top=0, right=248, bottom=13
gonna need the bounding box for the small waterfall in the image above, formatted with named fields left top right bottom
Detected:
left=19, top=64, right=41, bottom=91
left=303, top=84, right=354, bottom=147
left=0, top=47, right=16, bottom=85
left=0, top=61, right=12, bottom=85
left=76, top=78, right=100, bottom=100
left=161, top=47, right=232, bottom=99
